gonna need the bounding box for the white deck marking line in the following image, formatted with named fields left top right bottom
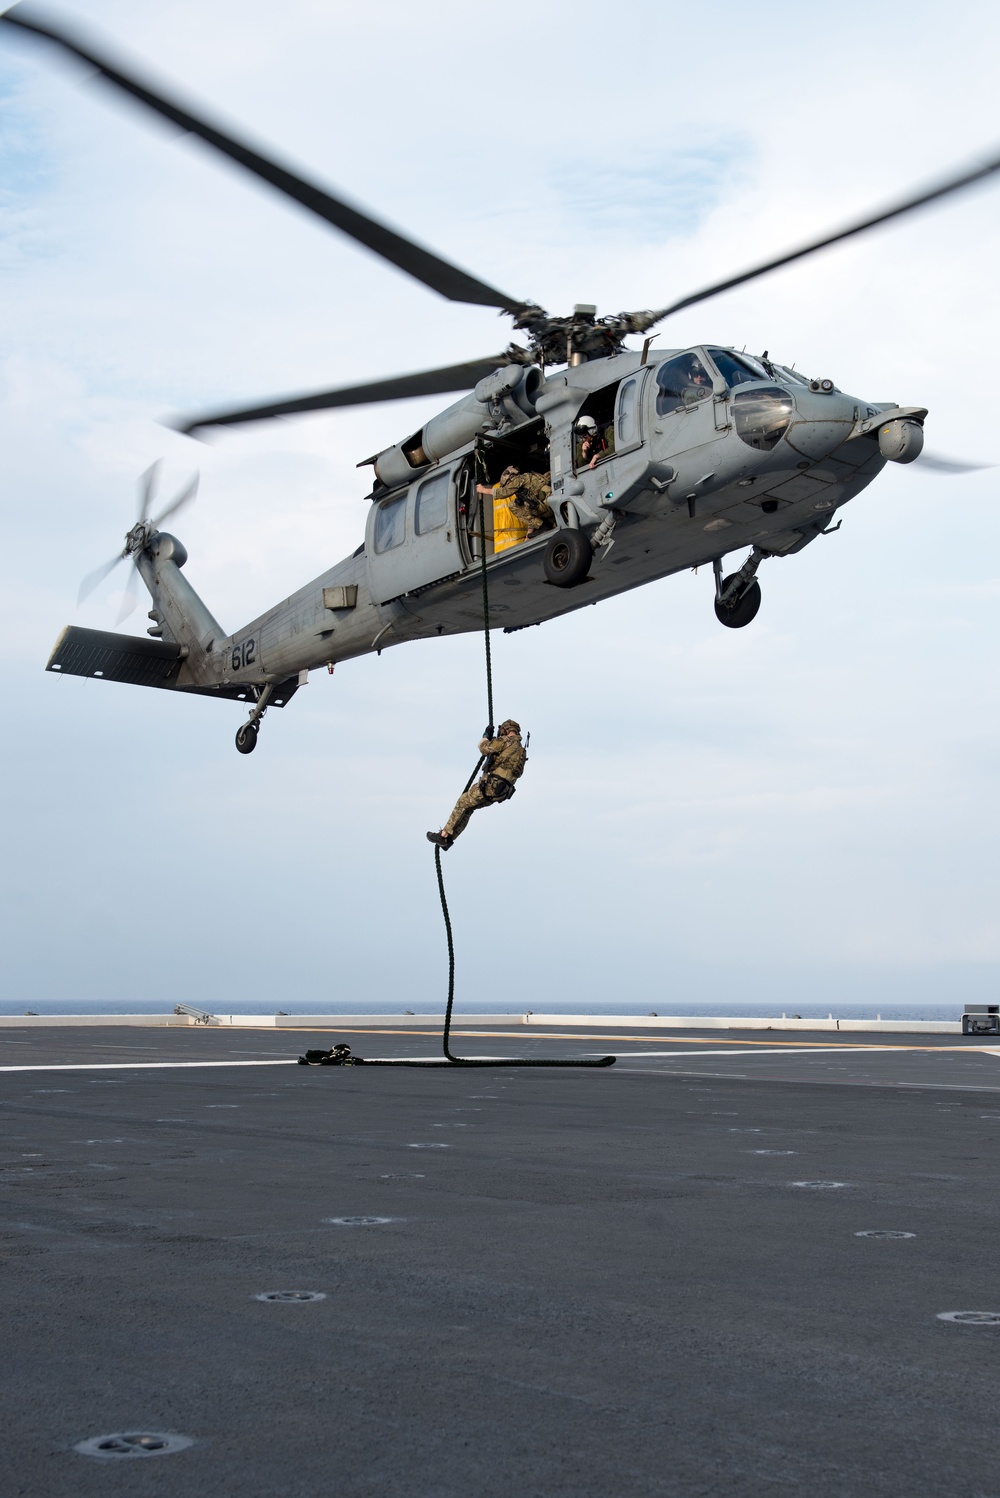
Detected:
left=0, top=1056, right=518, bottom=1073
left=0, top=1060, right=296, bottom=1073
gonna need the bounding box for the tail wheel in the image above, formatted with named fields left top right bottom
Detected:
left=543, top=528, right=592, bottom=588
left=235, top=723, right=258, bottom=754
left=714, top=575, right=761, bottom=629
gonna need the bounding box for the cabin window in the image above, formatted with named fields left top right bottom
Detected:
left=616, top=378, right=639, bottom=447
left=733, top=386, right=794, bottom=452
left=374, top=494, right=407, bottom=552
left=706, top=348, right=766, bottom=390
left=654, top=353, right=713, bottom=416
left=415, top=470, right=450, bottom=535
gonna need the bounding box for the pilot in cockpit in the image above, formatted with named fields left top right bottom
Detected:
left=655, top=352, right=714, bottom=416
left=685, top=356, right=712, bottom=394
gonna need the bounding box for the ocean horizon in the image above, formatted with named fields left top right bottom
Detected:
left=0, top=996, right=967, bottom=1023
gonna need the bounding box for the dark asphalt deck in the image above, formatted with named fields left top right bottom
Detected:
left=3, top=1022, right=1000, bottom=1496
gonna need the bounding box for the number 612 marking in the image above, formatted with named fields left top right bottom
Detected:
left=231, top=637, right=257, bottom=672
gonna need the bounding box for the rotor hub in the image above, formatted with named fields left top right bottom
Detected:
left=123, top=521, right=153, bottom=558
left=509, top=303, right=660, bottom=367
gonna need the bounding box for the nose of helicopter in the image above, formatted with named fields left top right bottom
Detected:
left=780, top=386, right=860, bottom=461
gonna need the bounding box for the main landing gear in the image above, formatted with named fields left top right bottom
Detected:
left=713, top=549, right=764, bottom=629
left=543, top=528, right=592, bottom=588
left=235, top=684, right=274, bottom=754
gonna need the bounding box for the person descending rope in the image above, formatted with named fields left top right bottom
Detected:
left=427, top=720, right=527, bottom=850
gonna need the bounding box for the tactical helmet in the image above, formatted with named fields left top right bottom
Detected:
left=499, top=465, right=521, bottom=483
left=498, top=718, right=521, bottom=736
left=575, top=415, right=597, bottom=431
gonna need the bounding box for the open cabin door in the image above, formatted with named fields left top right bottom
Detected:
left=365, top=463, right=469, bottom=605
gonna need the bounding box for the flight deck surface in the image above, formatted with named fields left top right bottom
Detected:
left=3, top=1020, right=1000, bottom=1496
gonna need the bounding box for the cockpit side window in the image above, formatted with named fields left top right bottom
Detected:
left=706, top=348, right=766, bottom=390
left=654, top=353, right=714, bottom=416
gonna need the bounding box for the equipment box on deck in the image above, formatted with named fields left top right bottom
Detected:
left=963, top=1005, right=1000, bottom=1036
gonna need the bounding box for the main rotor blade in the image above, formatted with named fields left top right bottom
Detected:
left=1, top=6, right=526, bottom=315
left=172, top=356, right=514, bottom=436
left=648, top=148, right=1000, bottom=324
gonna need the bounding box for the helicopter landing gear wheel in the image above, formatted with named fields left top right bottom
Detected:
left=235, top=722, right=258, bottom=755
left=714, top=575, right=761, bottom=628
left=543, top=528, right=592, bottom=588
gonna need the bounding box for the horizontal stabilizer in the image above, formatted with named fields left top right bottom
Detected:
left=45, top=626, right=300, bottom=707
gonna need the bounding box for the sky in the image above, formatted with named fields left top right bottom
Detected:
left=0, top=0, right=998, bottom=1016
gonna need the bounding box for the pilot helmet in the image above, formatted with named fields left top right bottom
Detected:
left=498, top=719, right=521, bottom=736
left=575, top=415, right=597, bottom=432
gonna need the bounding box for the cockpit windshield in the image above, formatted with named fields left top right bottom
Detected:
left=706, top=348, right=768, bottom=389
left=654, top=352, right=714, bottom=416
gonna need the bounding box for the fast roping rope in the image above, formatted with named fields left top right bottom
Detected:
left=309, top=485, right=615, bottom=1069
left=428, top=488, right=614, bottom=1070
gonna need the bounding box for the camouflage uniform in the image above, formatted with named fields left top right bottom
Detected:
left=494, top=468, right=555, bottom=538
left=439, top=725, right=527, bottom=843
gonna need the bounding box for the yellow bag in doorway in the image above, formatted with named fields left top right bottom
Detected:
left=493, top=489, right=530, bottom=554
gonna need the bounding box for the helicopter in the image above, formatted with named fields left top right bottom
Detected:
left=6, top=6, right=998, bottom=755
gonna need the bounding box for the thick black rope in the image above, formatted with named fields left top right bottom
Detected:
left=479, top=488, right=494, bottom=733
left=435, top=844, right=460, bottom=1062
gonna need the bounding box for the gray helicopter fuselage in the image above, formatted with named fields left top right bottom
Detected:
left=134, top=345, right=924, bottom=704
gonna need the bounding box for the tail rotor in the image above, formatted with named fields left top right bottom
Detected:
left=78, top=463, right=198, bottom=618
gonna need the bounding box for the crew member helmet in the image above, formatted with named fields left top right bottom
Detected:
left=575, top=415, right=597, bottom=431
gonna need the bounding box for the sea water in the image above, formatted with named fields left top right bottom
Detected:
left=0, top=996, right=962, bottom=1023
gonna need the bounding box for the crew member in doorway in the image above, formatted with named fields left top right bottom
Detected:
left=575, top=414, right=608, bottom=468
left=427, top=720, right=527, bottom=850
left=478, top=467, right=554, bottom=540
